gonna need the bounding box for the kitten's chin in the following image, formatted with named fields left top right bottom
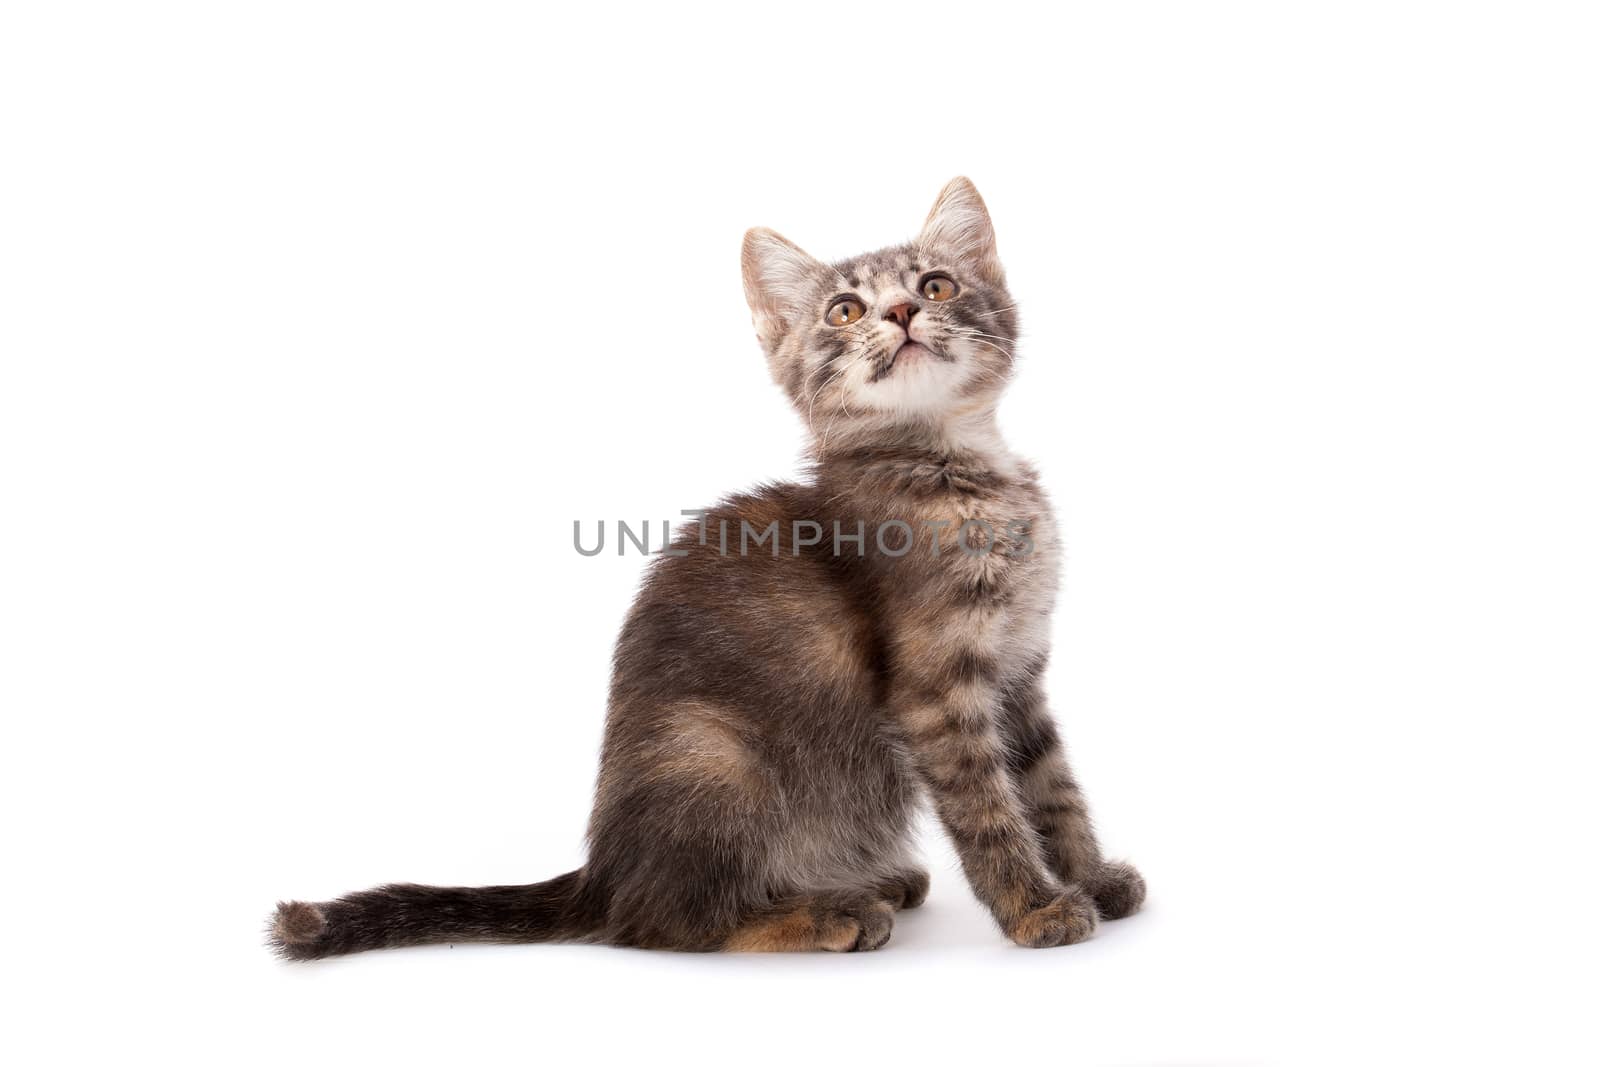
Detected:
left=894, top=341, right=933, bottom=365
left=856, top=356, right=967, bottom=416
left=871, top=340, right=936, bottom=383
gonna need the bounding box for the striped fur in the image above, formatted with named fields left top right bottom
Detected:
left=269, top=178, right=1143, bottom=959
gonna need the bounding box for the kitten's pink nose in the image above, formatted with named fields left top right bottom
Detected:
left=883, top=302, right=918, bottom=329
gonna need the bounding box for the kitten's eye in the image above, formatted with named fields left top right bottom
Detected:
left=921, top=274, right=958, bottom=301
left=825, top=298, right=865, bottom=327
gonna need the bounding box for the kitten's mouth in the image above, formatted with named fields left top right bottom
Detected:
left=869, top=340, right=945, bottom=383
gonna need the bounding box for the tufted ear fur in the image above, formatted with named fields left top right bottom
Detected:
left=741, top=227, right=824, bottom=348
left=917, top=177, right=1004, bottom=285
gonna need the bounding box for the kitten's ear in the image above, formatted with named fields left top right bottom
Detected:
left=742, top=227, right=824, bottom=347
left=917, top=177, right=1004, bottom=285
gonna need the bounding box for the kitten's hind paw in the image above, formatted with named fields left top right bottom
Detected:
left=840, top=900, right=896, bottom=952
left=873, top=867, right=930, bottom=910
left=724, top=894, right=895, bottom=953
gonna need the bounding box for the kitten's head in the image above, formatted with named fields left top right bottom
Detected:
left=741, top=178, right=1019, bottom=448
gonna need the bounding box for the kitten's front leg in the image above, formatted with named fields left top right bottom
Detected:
left=894, top=653, right=1098, bottom=947
left=999, top=672, right=1146, bottom=920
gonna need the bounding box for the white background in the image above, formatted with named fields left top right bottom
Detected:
left=3, top=2, right=1597, bottom=1064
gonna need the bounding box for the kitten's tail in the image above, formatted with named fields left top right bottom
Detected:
left=268, top=869, right=595, bottom=960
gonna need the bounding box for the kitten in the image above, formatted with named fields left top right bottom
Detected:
left=270, top=178, right=1145, bottom=957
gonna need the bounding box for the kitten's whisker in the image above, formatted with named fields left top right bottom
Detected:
left=951, top=327, right=1016, bottom=359
left=964, top=338, right=1015, bottom=362
left=957, top=327, right=1016, bottom=345
left=805, top=348, right=871, bottom=433
left=970, top=303, right=1019, bottom=318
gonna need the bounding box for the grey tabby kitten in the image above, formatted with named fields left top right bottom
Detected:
left=271, top=178, right=1144, bottom=957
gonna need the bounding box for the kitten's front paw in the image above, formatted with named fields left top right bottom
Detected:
left=1006, top=888, right=1099, bottom=948
left=1084, top=860, right=1146, bottom=920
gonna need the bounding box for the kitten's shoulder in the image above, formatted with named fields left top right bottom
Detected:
left=649, top=480, right=823, bottom=562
